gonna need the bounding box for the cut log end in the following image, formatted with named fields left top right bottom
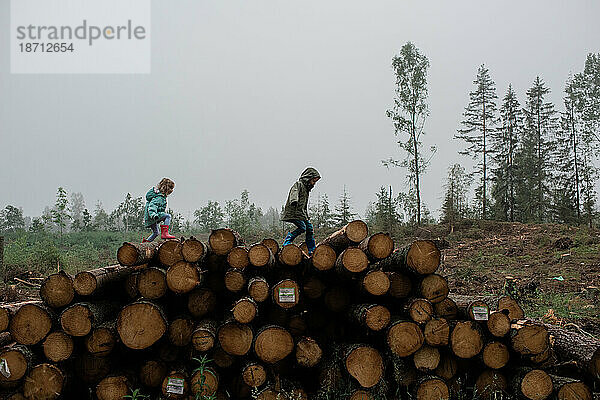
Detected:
left=362, top=270, right=390, bottom=296
left=40, top=272, right=74, bottom=308
left=557, top=381, right=592, bottom=400
left=407, top=240, right=441, bottom=275
left=273, top=280, right=300, bottom=310
left=137, top=267, right=167, bottom=299
left=498, top=296, right=525, bottom=321
left=181, top=237, right=206, bottom=263
left=210, top=228, right=241, bottom=255
left=387, top=321, right=425, bottom=357
left=140, top=360, right=167, bottom=388
left=168, top=317, right=194, bottom=347
left=232, top=298, right=258, bottom=324
left=23, top=364, right=64, bottom=400
left=191, top=368, right=219, bottom=397
left=0, top=345, right=30, bottom=384
left=166, top=261, right=201, bottom=294
left=419, top=274, right=449, bottom=304
left=279, top=244, right=303, bottom=267
left=188, top=288, right=217, bottom=318
left=248, top=277, right=270, bottom=303
left=228, top=246, right=249, bottom=269
left=296, top=337, right=323, bottom=368
left=413, top=346, right=441, bottom=371
left=482, top=342, right=510, bottom=369
left=96, top=376, right=129, bottom=400
left=424, top=318, right=450, bottom=347
left=224, top=269, right=247, bottom=293
left=416, top=377, right=449, bottom=400
left=242, top=363, right=266, bottom=388
left=407, top=298, right=434, bottom=324
left=254, top=325, right=294, bottom=364
left=158, top=240, right=184, bottom=267
left=345, top=345, right=383, bottom=388
left=388, top=272, right=412, bottom=299
left=337, top=247, right=369, bottom=273
left=311, top=244, right=336, bottom=271
left=218, top=321, right=253, bottom=356
left=487, top=311, right=511, bottom=337
left=10, top=303, right=52, bottom=345
left=248, top=244, right=272, bottom=268
left=261, top=238, right=280, bottom=257
left=73, top=271, right=97, bottom=296
left=475, top=370, right=507, bottom=400
left=450, top=321, right=484, bottom=359
left=345, top=220, right=369, bottom=243
left=85, top=327, right=116, bottom=357
left=117, top=301, right=167, bottom=350
left=43, top=331, right=74, bottom=362
left=521, top=370, right=553, bottom=400
left=363, top=233, right=394, bottom=260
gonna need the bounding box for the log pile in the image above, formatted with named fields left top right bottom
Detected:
left=0, top=222, right=599, bottom=400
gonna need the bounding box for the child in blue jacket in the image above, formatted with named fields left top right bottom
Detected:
left=142, top=178, right=177, bottom=242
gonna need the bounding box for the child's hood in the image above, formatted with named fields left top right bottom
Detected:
left=299, top=167, right=320, bottom=184
left=146, top=187, right=165, bottom=201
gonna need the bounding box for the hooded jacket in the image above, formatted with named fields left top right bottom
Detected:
left=143, top=187, right=168, bottom=228
left=281, top=167, right=321, bottom=222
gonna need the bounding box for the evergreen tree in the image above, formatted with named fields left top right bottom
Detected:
left=310, top=194, right=334, bottom=230
left=29, top=217, right=45, bottom=233
left=455, top=64, right=498, bottom=219
left=82, top=208, right=93, bottom=231
left=0, top=205, right=25, bottom=232
left=515, top=77, right=558, bottom=222
left=51, top=187, right=71, bottom=236
left=367, top=187, right=398, bottom=233
left=491, top=84, right=522, bottom=221
left=194, top=201, right=224, bottom=232
left=441, top=164, right=472, bottom=230
left=385, top=42, right=433, bottom=225
left=333, top=186, right=356, bottom=227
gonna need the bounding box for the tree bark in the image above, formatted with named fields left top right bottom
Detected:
left=375, top=240, right=441, bottom=275
left=73, top=264, right=133, bottom=296
left=117, top=241, right=160, bottom=266
left=318, top=220, right=369, bottom=253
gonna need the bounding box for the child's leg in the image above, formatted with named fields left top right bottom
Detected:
left=160, top=214, right=172, bottom=226
left=146, top=224, right=160, bottom=241
left=305, top=220, right=316, bottom=255
left=283, top=220, right=306, bottom=246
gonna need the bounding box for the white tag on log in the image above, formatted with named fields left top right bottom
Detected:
left=166, top=378, right=184, bottom=394
left=472, top=306, right=489, bottom=321
left=278, top=288, right=296, bottom=303
left=0, top=358, right=10, bottom=378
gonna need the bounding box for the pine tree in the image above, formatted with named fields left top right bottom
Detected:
left=441, top=164, right=472, bottom=231
left=333, top=186, right=356, bottom=227
left=491, top=84, right=522, bottom=221
left=51, top=187, right=71, bottom=236
left=455, top=64, right=498, bottom=219
left=194, top=201, right=224, bottom=232
left=385, top=42, right=432, bottom=226
left=516, top=77, right=558, bottom=222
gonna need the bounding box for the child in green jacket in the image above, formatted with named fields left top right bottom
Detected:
left=281, top=167, right=321, bottom=255
left=142, top=178, right=177, bottom=242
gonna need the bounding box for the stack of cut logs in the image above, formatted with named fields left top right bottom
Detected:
left=0, top=220, right=599, bottom=400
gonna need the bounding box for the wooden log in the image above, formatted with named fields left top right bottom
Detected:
left=349, top=304, right=390, bottom=332
left=9, top=302, right=53, bottom=345
left=413, top=345, right=441, bottom=372
left=60, top=301, right=117, bottom=337
left=361, top=269, right=390, bottom=296
left=377, top=240, right=441, bottom=275
left=23, top=364, right=65, bottom=400
left=387, top=272, right=412, bottom=299
left=418, top=274, right=449, bottom=304
left=0, top=332, right=11, bottom=347
left=224, top=268, right=247, bottom=293
left=302, top=276, right=325, bottom=300
left=218, top=319, right=253, bottom=356
left=73, top=264, right=132, bottom=296
left=168, top=316, right=194, bottom=347
left=279, top=244, right=303, bottom=267
left=74, top=353, right=111, bottom=384
left=450, top=321, right=484, bottom=359
left=414, top=376, right=449, bottom=400
left=248, top=244, right=275, bottom=268
left=389, top=354, right=417, bottom=387
left=166, top=261, right=203, bottom=294
left=424, top=318, right=450, bottom=347
left=349, top=389, right=374, bottom=400
left=335, top=247, right=369, bottom=274
left=449, top=294, right=491, bottom=321
left=474, top=370, right=507, bottom=400
left=228, top=246, right=250, bottom=269
left=191, top=319, right=217, bottom=352
left=161, top=369, right=189, bottom=399
left=487, top=311, right=511, bottom=337
left=498, top=295, right=524, bottom=321
left=139, top=359, right=167, bottom=388
left=181, top=237, right=206, bottom=263
left=158, top=239, right=184, bottom=267
left=232, top=297, right=259, bottom=324
left=549, top=375, right=592, bottom=400
left=0, top=344, right=32, bottom=387
left=261, top=238, right=280, bottom=258
left=310, top=244, right=337, bottom=271
left=85, top=325, right=116, bottom=357
left=42, top=331, right=74, bottom=362
left=117, top=241, right=159, bottom=266
left=124, top=272, right=139, bottom=299
left=510, top=321, right=549, bottom=356
left=318, top=220, right=369, bottom=253
left=543, top=323, right=600, bottom=379
left=188, top=288, right=217, bottom=318
left=287, top=314, right=307, bottom=337
left=254, top=325, right=294, bottom=364
left=295, top=337, right=322, bottom=368
left=387, top=320, right=424, bottom=357
left=137, top=266, right=167, bottom=299
left=272, top=279, right=300, bottom=310
left=0, top=306, right=10, bottom=332
left=39, top=271, right=74, bottom=308
left=405, top=298, right=434, bottom=324
left=117, top=300, right=167, bottom=350
left=96, top=375, right=131, bottom=400
left=248, top=277, right=270, bottom=303
left=212, top=346, right=236, bottom=369
left=241, top=362, right=266, bottom=387
left=482, top=341, right=510, bottom=370
left=359, top=232, right=394, bottom=260
left=209, top=228, right=244, bottom=256
left=433, top=297, right=458, bottom=320
left=190, top=367, right=219, bottom=397
left=512, top=368, right=553, bottom=400
left=344, top=344, right=383, bottom=388
left=435, top=351, right=458, bottom=380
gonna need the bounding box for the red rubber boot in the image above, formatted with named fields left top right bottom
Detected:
left=160, top=225, right=176, bottom=240
left=142, top=237, right=150, bottom=243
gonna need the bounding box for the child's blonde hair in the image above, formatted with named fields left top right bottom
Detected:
left=157, top=178, right=175, bottom=195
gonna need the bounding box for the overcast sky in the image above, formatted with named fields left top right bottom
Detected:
left=2, top=0, right=600, bottom=220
